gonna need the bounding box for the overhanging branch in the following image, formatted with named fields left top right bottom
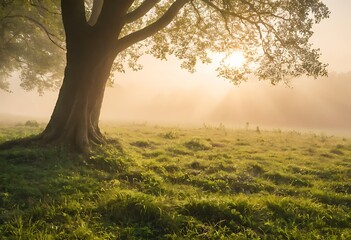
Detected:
left=201, top=0, right=256, bottom=24
left=125, top=0, right=160, bottom=23
left=88, top=0, right=103, bottom=26
left=115, top=0, right=190, bottom=53
left=93, top=0, right=134, bottom=36
left=61, top=0, right=88, bottom=42
left=5, top=15, right=65, bottom=50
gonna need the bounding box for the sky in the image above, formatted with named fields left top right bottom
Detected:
left=0, top=0, right=351, bottom=136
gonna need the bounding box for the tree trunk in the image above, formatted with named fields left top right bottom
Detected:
left=40, top=42, right=115, bottom=153
left=37, top=0, right=130, bottom=154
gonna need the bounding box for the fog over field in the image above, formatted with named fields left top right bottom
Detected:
left=103, top=69, right=351, bottom=136
left=1, top=66, right=350, bottom=137
left=0, top=0, right=350, bottom=137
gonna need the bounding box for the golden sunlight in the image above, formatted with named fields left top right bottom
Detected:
left=225, top=51, right=246, bottom=68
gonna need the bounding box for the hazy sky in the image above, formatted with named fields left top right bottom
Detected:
left=1, top=0, right=350, bottom=135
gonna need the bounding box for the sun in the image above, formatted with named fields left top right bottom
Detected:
left=210, top=50, right=247, bottom=69
left=226, top=51, right=246, bottom=68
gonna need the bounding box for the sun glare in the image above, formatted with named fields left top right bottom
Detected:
left=210, top=50, right=247, bottom=69
left=226, top=51, right=246, bottom=68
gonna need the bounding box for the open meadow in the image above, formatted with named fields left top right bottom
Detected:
left=0, top=123, right=350, bottom=239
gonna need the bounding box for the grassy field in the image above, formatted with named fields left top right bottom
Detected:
left=0, top=123, right=350, bottom=239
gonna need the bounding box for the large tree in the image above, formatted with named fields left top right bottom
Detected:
left=1, top=0, right=329, bottom=152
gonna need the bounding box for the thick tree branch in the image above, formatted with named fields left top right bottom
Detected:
left=61, top=0, right=88, bottom=42
left=94, top=0, right=134, bottom=36
left=88, top=0, right=103, bottom=26
left=115, top=0, right=190, bottom=53
left=125, top=0, right=160, bottom=23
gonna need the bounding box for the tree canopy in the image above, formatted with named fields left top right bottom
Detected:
left=0, top=0, right=64, bottom=94
left=0, top=0, right=329, bottom=94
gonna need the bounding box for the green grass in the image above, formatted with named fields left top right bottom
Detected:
left=0, top=123, right=350, bottom=239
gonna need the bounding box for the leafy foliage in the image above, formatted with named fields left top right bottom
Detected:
left=0, top=0, right=64, bottom=94
left=1, top=0, right=329, bottom=93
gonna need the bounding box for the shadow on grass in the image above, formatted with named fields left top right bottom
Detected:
left=0, top=144, right=133, bottom=239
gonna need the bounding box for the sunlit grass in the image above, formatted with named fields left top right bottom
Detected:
left=0, top=123, right=350, bottom=239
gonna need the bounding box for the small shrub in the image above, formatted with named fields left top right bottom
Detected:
left=330, top=148, right=344, bottom=155
left=184, top=139, right=212, bottom=151
left=188, top=161, right=205, bottom=170
left=164, top=164, right=180, bottom=173
left=162, top=130, right=178, bottom=139
left=247, top=164, right=265, bottom=176
left=24, top=120, right=39, bottom=127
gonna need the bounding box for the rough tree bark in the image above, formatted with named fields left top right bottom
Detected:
left=40, top=45, right=115, bottom=152
left=37, top=0, right=128, bottom=152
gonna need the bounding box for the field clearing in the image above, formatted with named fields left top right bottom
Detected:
left=0, top=123, right=350, bottom=239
